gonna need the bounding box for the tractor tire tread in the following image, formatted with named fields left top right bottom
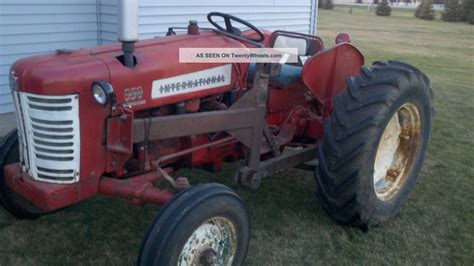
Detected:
left=138, top=183, right=249, bottom=266
left=315, top=61, right=433, bottom=228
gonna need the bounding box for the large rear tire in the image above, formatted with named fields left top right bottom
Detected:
left=1, top=129, right=47, bottom=219
left=137, top=183, right=250, bottom=266
left=315, top=61, right=433, bottom=229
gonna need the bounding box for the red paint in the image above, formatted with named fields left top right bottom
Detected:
left=99, top=170, right=173, bottom=206
left=335, top=33, right=352, bottom=44
left=105, top=108, right=134, bottom=175
left=241, top=30, right=272, bottom=47
left=95, top=33, right=249, bottom=111
left=302, top=43, right=364, bottom=116
left=4, top=163, right=99, bottom=211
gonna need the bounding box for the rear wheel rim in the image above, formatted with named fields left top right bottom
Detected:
left=373, top=103, right=422, bottom=202
left=178, top=217, right=237, bottom=266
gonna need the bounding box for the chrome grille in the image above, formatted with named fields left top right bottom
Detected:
left=11, top=85, right=81, bottom=184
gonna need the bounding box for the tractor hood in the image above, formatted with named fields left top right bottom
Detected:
left=11, top=49, right=109, bottom=96
left=11, top=32, right=248, bottom=110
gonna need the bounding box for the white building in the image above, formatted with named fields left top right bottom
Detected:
left=0, top=0, right=319, bottom=136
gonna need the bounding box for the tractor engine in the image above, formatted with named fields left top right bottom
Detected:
left=124, top=66, right=321, bottom=177
left=128, top=92, right=246, bottom=175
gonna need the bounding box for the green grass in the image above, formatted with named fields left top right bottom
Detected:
left=1, top=6, right=474, bottom=265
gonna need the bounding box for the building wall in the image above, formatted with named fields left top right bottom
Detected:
left=99, top=0, right=314, bottom=43
left=0, top=0, right=317, bottom=136
left=0, top=0, right=100, bottom=114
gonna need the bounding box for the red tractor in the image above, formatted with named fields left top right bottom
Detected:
left=1, top=2, right=433, bottom=265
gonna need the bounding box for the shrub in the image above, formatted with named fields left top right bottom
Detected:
left=467, top=12, right=474, bottom=24
left=441, top=0, right=464, bottom=21
left=464, top=0, right=474, bottom=24
left=320, top=0, right=335, bottom=9
left=416, top=0, right=436, bottom=20
left=376, top=0, right=392, bottom=16
left=415, top=2, right=422, bottom=17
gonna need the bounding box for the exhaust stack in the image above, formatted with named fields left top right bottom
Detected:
left=117, top=0, right=138, bottom=68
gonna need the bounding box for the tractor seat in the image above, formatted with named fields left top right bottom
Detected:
left=247, top=63, right=302, bottom=88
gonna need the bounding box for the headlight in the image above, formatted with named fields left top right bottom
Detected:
left=92, top=81, right=115, bottom=106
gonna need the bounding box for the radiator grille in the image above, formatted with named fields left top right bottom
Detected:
left=11, top=88, right=81, bottom=184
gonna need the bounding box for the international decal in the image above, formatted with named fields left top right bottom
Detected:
left=151, top=64, right=232, bottom=99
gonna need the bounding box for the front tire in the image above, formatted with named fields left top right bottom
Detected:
left=138, top=183, right=250, bottom=265
left=1, top=129, right=47, bottom=219
left=315, top=61, right=433, bottom=229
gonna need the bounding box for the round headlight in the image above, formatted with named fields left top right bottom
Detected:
left=92, top=84, right=107, bottom=105
left=91, top=81, right=114, bottom=106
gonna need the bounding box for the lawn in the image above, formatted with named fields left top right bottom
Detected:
left=1, top=6, right=474, bottom=265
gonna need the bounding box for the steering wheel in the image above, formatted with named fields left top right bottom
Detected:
left=207, top=12, right=265, bottom=43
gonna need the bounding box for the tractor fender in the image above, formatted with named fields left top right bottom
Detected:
left=302, top=43, right=364, bottom=116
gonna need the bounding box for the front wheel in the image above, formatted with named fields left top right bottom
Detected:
left=1, top=129, right=47, bottom=219
left=137, top=183, right=250, bottom=265
left=315, top=61, right=433, bottom=229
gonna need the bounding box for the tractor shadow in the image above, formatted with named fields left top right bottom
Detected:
left=0, top=160, right=368, bottom=265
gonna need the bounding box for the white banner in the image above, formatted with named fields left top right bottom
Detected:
left=179, top=48, right=299, bottom=63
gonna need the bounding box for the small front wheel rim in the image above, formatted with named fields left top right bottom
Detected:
left=373, top=103, right=422, bottom=202
left=178, top=217, right=237, bottom=266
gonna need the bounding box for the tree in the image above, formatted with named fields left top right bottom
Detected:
left=376, top=0, right=392, bottom=16
left=468, top=11, right=474, bottom=24
left=441, top=0, right=464, bottom=21
left=464, top=0, right=474, bottom=24
left=415, top=0, right=436, bottom=20
left=320, top=0, right=335, bottom=9
left=415, top=2, right=422, bottom=17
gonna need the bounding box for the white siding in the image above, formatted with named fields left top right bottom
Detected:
left=99, top=0, right=313, bottom=43
left=0, top=0, right=99, bottom=114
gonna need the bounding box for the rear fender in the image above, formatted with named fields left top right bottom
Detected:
left=302, top=43, right=364, bottom=117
